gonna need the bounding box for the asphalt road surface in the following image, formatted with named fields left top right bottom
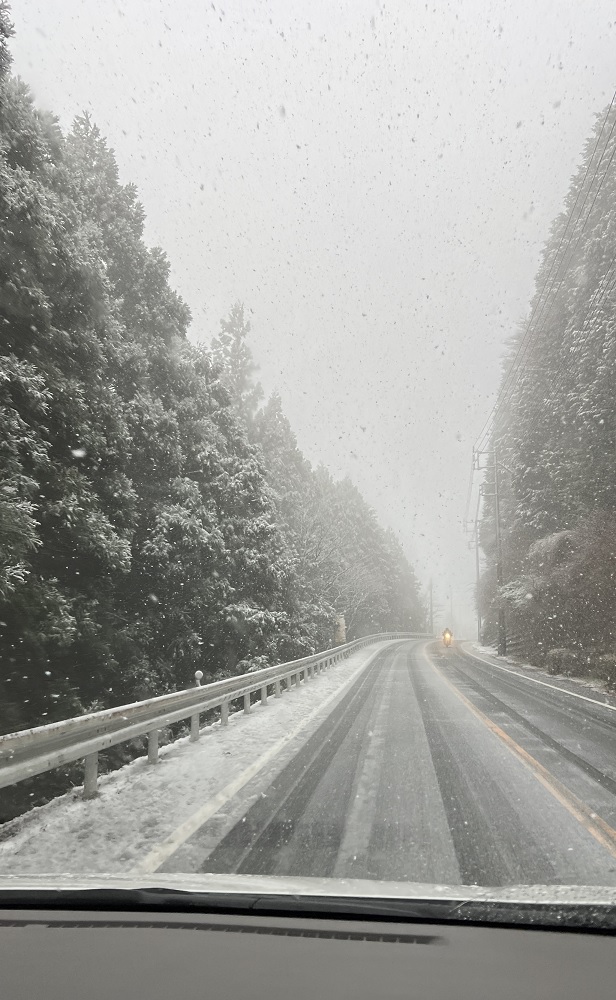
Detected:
left=199, top=640, right=616, bottom=886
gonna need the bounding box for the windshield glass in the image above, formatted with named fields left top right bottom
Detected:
left=1, top=0, right=616, bottom=918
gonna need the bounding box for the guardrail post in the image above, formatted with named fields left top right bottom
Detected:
left=148, top=729, right=159, bottom=764
left=0, top=635, right=423, bottom=802
left=244, top=693, right=251, bottom=715
left=190, top=713, right=200, bottom=741
left=83, top=752, right=98, bottom=799
left=261, top=685, right=268, bottom=706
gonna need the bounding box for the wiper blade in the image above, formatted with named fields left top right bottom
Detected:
left=0, top=878, right=614, bottom=932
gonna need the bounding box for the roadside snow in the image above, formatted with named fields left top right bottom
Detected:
left=0, top=642, right=392, bottom=876
left=469, top=643, right=616, bottom=708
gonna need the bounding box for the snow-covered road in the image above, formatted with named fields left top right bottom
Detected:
left=0, top=642, right=392, bottom=876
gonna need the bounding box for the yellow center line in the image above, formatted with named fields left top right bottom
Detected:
left=424, top=645, right=616, bottom=860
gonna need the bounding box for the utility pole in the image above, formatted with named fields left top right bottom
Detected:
left=471, top=445, right=507, bottom=654
left=428, top=579, right=433, bottom=634
left=474, top=528, right=481, bottom=643
left=468, top=525, right=482, bottom=642
left=474, top=491, right=482, bottom=643
left=494, top=445, right=507, bottom=656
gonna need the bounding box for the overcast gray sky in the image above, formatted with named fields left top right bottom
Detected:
left=9, top=1, right=616, bottom=633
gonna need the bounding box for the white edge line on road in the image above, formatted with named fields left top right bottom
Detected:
left=461, top=644, right=616, bottom=714
left=130, top=642, right=399, bottom=876
left=423, top=645, right=616, bottom=858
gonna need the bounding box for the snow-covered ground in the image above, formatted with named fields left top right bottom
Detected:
left=468, top=643, right=616, bottom=706
left=0, top=642, right=392, bottom=876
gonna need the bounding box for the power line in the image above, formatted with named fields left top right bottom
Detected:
left=473, top=92, right=616, bottom=453
left=475, top=97, right=616, bottom=450
left=467, top=254, right=616, bottom=556
left=466, top=94, right=616, bottom=644
left=471, top=241, right=616, bottom=554
left=477, top=112, right=616, bottom=451
left=534, top=253, right=616, bottom=417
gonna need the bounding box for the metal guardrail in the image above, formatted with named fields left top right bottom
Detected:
left=0, top=632, right=425, bottom=800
